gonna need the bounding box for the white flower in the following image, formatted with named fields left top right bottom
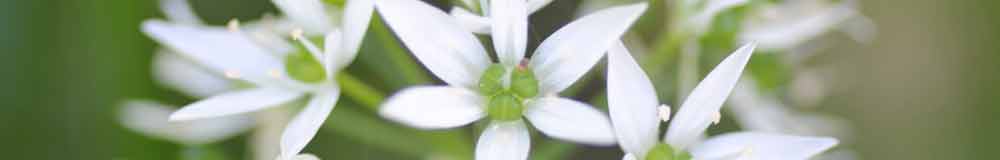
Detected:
left=119, top=100, right=253, bottom=145
left=450, top=0, right=555, bottom=34
left=154, top=50, right=235, bottom=98
left=740, top=0, right=876, bottom=51
left=375, top=0, right=647, bottom=159
left=727, top=81, right=854, bottom=141
left=607, top=41, right=839, bottom=160
left=141, top=0, right=374, bottom=159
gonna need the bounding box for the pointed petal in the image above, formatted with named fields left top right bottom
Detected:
left=279, top=89, right=341, bottom=160
left=119, top=100, right=253, bottom=145
left=665, top=43, right=755, bottom=150
left=341, top=0, right=374, bottom=55
left=169, top=88, right=304, bottom=121
left=490, top=0, right=528, bottom=66
left=622, top=154, right=638, bottom=160
left=379, top=86, right=486, bottom=129
left=476, top=121, right=531, bottom=160
left=160, top=0, right=202, bottom=25
left=322, top=30, right=346, bottom=78
left=689, top=132, right=838, bottom=160
left=741, top=3, right=857, bottom=50
left=527, top=0, right=554, bottom=13
left=142, top=21, right=287, bottom=87
left=529, top=3, right=648, bottom=94
left=451, top=7, right=492, bottom=34
left=606, top=41, right=660, bottom=156
left=689, top=0, right=749, bottom=35
left=375, top=0, right=491, bottom=88
left=272, top=0, right=333, bottom=34
left=524, top=97, right=616, bottom=145
left=153, top=50, right=233, bottom=98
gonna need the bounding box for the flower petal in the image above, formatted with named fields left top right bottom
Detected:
left=379, top=86, right=486, bottom=129
left=272, top=0, right=333, bottom=34
left=524, top=97, right=616, bottom=145
left=741, top=2, right=858, bottom=50
left=476, top=121, right=531, bottom=160
left=375, top=0, right=491, bottom=88
left=607, top=41, right=660, bottom=156
left=689, top=132, right=838, bottom=160
left=527, top=0, right=554, bottom=13
left=689, top=0, right=749, bottom=35
left=491, top=0, right=528, bottom=66
left=279, top=88, right=341, bottom=160
left=142, top=21, right=288, bottom=87
left=160, top=0, right=202, bottom=25
left=169, top=87, right=304, bottom=121
left=153, top=50, right=233, bottom=98
left=622, top=154, right=638, bottom=160
left=451, top=7, right=492, bottom=34
left=322, top=29, right=345, bottom=78
left=119, top=100, right=253, bottom=145
left=665, top=43, right=755, bottom=150
left=529, top=3, right=648, bottom=94
left=341, top=0, right=374, bottom=56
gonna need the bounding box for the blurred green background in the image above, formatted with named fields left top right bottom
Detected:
left=2, top=0, right=999, bottom=159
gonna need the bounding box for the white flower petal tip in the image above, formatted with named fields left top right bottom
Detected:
left=606, top=40, right=660, bottom=155
left=450, top=7, right=491, bottom=34
left=658, top=104, right=672, bottom=122
left=525, top=97, right=617, bottom=146
left=168, top=88, right=303, bottom=122
left=374, top=0, right=490, bottom=88
left=476, top=121, right=531, bottom=160
left=280, top=89, right=341, bottom=160
left=342, top=0, right=375, bottom=55
left=119, top=100, right=252, bottom=145
left=665, top=43, right=755, bottom=150
left=690, top=132, right=838, bottom=160
left=379, top=86, right=485, bottom=129
left=529, top=2, right=648, bottom=94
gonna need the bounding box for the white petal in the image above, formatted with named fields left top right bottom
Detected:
left=524, top=97, right=616, bottom=145
left=451, top=7, right=492, bottom=34
left=160, top=0, right=202, bottom=25
left=689, top=132, right=838, bottom=160
left=527, top=0, right=555, bottom=13
left=606, top=41, right=660, bottom=156
left=279, top=89, right=340, bottom=160
left=153, top=50, right=233, bottom=98
left=689, top=0, right=749, bottom=35
left=292, top=153, right=321, bottom=160
left=272, top=0, right=333, bottom=34
left=665, top=43, right=755, bottom=150
left=341, top=0, right=374, bottom=55
left=142, top=21, right=288, bottom=87
left=379, top=86, right=485, bottom=129
left=476, top=121, right=531, bottom=160
left=622, top=154, right=638, bottom=160
left=375, top=0, right=491, bottom=88
left=529, top=3, right=648, bottom=94
left=740, top=2, right=857, bottom=50
left=119, top=100, right=252, bottom=145
left=322, top=30, right=346, bottom=77
left=169, top=88, right=304, bottom=121
left=491, top=0, right=529, bottom=66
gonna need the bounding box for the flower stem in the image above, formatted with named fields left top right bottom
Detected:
left=336, top=72, right=384, bottom=111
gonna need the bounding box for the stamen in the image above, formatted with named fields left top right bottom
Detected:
left=290, top=29, right=305, bottom=41
left=291, top=29, right=324, bottom=62
left=711, top=111, right=722, bottom=125
left=658, top=104, right=672, bottom=122
left=268, top=69, right=283, bottom=78
left=227, top=19, right=241, bottom=32
left=224, top=70, right=241, bottom=79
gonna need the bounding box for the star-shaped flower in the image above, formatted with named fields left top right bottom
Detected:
left=607, top=41, right=839, bottom=160
left=374, top=0, right=647, bottom=159
left=141, top=0, right=374, bottom=159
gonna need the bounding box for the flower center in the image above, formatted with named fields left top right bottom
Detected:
left=284, top=36, right=327, bottom=83
left=644, top=143, right=692, bottom=160
left=479, top=63, right=539, bottom=122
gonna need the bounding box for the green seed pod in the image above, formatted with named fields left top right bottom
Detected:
left=510, top=66, right=539, bottom=98
left=478, top=64, right=507, bottom=95
left=645, top=143, right=677, bottom=160
left=487, top=93, right=524, bottom=122
left=285, top=47, right=327, bottom=83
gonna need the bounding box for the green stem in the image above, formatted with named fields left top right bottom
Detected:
left=531, top=140, right=577, bottom=160
left=337, top=72, right=384, bottom=111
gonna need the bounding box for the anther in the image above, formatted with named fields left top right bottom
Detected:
left=224, top=70, right=241, bottom=79
left=711, top=111, right=721, bottom=125
left=227, top=19, right=241, bottom=32
left=290, top=29, right=305, bottom=41
left=658, top=104, right=672, bottom=122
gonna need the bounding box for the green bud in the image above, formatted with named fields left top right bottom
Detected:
left=509, top=66, right=539, bottom=98
left=644, top=143, right=692, bottom=160
left=285, top=42, right=327, bottom=83
left=478, top=64, right=506, bottom=95
left=487, top=93, right=524, bottom=122
left=323, top=0, right=346, bottom=7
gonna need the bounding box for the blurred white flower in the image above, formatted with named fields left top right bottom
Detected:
left=449, top=0, right=555, bottom=34
left=607, top=41, right=839, bottom=160
left=740, top=0, right=876, bottom=51
left=728, top=81, right=853, bottom=139
left=119, top=100, right=253, bottom=146
left=375, top=0, right=647, bottom=159
left=141, top=0, right=374, bottom=159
